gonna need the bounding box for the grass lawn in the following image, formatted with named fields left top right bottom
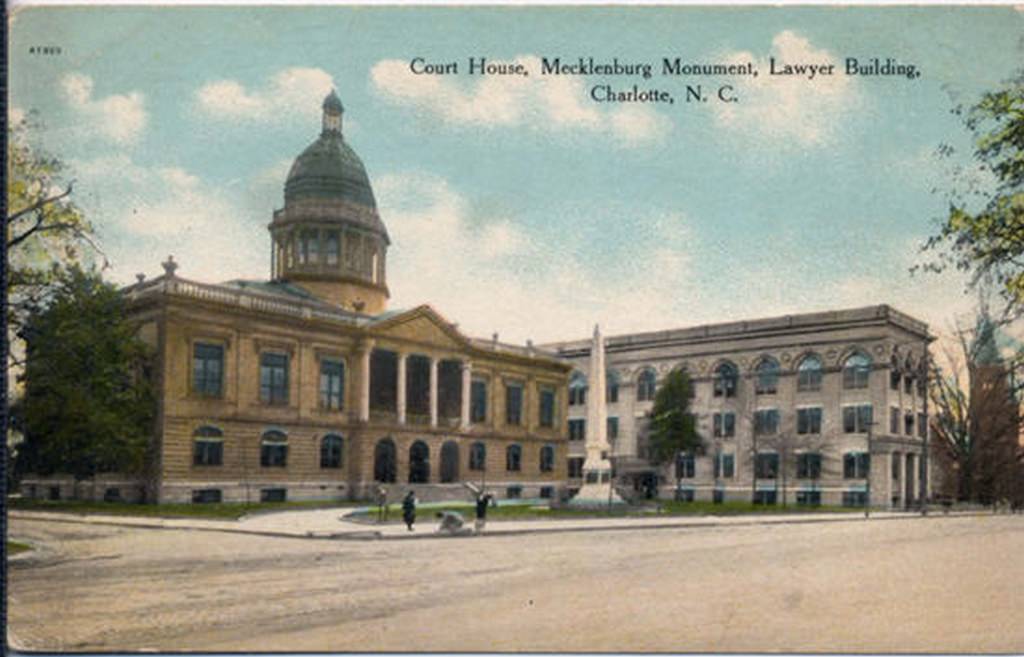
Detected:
left=357, top=499, right=862, bottom=522
left=7, top=540, right=32, bottom=556
left=8, top=498, right=361, bottom=520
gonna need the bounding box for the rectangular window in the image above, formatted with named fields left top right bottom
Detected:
left=539, top=486, right=553, bottom=499
left=843, top=405, right=873, bottom=433
left=918, top=413, right=927, bottom=439
left=324, top=230, right=340, bottom=266
left=904, top=412, right=914, bottom=436
left=890, top=406, right=900, bottom=434
left=506, top=446, right=522, bottom=472
left=607, top=417, right=619, bottom=440
left=193, top=440, right=223, bottom=466
left=192, top=342, right=224, bottom=397
left=568, top=419, right=585, bottom=441
left=191, top=489, right=222, bottom=504
left=755, top=453, right=779, bottom=479
left=319, top=359, right=345, bottom=410
left=260, top=488, right=287, bottom=503
left=506, top=485, right=522, bottom=499
left=904, top=376, right=914, bottom=395
left=260, top=352, right=289, bottom=405
left=796, top=490, right=821, bottom=507
left=470, top=379, right=487, bottom=423
left=675, top=488, right=695, bottom=502
left=753, top=490, right=777, bottom=505
left=301, top=230, right=318, bottom=265
left=891, top=368, right=901, bottom=391
left=676, top=453, right=695, bottom=479
left=754, top=409, right=780, bottom=436
left=505, top=382, right=523, bottom=426
left=713, top=412, right=736, bottom=438
left=539, top=387, right=556, bottom=428
left=892, top=453, right=900, bottom=480
left=568, top=457, right=584, bottom=478
left=797, top=408, right=822, bottom=435
left=796, top=453, right=822, bottom=479
left=843, top=452, right=871, bottom=479
left=713, top=453, right=735, bottom=479
left=843, top=491, right=868, bottom=507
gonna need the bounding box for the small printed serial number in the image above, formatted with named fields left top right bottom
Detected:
left=28, top=46, right=62, bottom=55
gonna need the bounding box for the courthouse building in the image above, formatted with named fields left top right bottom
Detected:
left=545, top=306, right=934, bottom=509
left=36, top=92, right=570, bottom=504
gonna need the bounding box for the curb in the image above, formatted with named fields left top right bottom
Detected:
left=12, top=509, right=1000, bottom=542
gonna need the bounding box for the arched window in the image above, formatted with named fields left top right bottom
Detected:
left=469, top=442, right=487, bottom=471
left=374, top=438, right=397, bottom=483
left=320, top=434, right=343, bottom=469
left=409, top=440, right=430, bottom=483
left=843, top=352, right=872, bottom=390
left=506, top=444, right=522, bottom=472
left=193, top=426, right=223, bottom=466
left=440, top=441, right=460, bottom=483
left=713, top=362, right=739, bottom=398
left=637, top=368, right=657, bottom=402
left=797, top=355, right=823, bottom=392
left=569, top=372, right=587, bottom=406
left=260, top=430, right=288, bottom=468
left=540, top=445, right=555, bottom=472
left=755, top=358, right=780, bottom=395
left=606, top=370, right=620, bottom=403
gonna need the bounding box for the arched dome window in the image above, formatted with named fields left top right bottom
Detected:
left=637, top=368, right=657, bottom=402
left=843, top=352, right=872, bottom=390
left=569, top=372, right=587, bottom=406
left=755, top=358, right=781, bottom=395
left=797, top=355, right=823, bottom=392
left=713, top=362, right=739, bottom=398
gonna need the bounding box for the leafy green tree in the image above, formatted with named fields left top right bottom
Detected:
left=925, top=70, right=1024, bottom=314
left=648, top=368, right=703, bottom=494
left=12, top=266, right=154, bottom=482
left=7, top=112, right=104, bottom=367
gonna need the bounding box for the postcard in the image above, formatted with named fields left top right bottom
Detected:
left=6, top=4, right=1024, bottom=654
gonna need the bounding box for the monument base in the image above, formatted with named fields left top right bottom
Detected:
left=569, top=482, right=627, bottom=507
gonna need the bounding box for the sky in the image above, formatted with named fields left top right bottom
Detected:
left=8, top=5, right=1024, bottom=347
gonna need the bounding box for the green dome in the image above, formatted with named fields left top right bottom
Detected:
left=284, top=131, right=377, bottom=209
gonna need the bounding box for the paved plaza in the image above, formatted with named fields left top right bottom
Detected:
left=7, top=512, right=1024, bottom=652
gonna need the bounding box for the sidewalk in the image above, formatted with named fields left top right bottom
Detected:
left=10, top=506, right=990, bottom=541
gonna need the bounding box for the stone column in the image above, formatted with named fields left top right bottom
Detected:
left=357, top=339, right=375, bottom=422
left=429, top=356, right=439, bottom=428
left=460, top=360, right=472, bottom=429
left=906, top=453, right=916, bottom=507
left=397, top=353, right=407, bottom=425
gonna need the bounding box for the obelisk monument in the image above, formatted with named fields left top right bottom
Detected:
left=570, top=324, right=625, bottom=506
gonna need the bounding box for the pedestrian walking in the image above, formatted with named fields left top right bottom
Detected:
left=475, top=492, right=493, bottom=534
left=376, top=486, right=388, bottom=523
left=402, top=490, right=417, bottom=531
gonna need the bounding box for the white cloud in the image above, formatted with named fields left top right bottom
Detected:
left=70, top=153, right=266, bottom=284
left=713, top=30, right=862, bottom=148
left=194, top=68, right=335, bottom=123
left=379, top=172, right=697, bottom=343
left=370, top=55, right=670, bottom=148
left=59, top=73, right=147, bottom=146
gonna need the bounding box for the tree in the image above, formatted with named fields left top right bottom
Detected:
left=648, top=368, right=703, bottom=496
left=12, top=266, right=155, bottom=484
left=924, top=70, right=1024, bottom=315
left=929, top=303, right=1023, bottom=506
left=7, top=112, right=103, bottom=367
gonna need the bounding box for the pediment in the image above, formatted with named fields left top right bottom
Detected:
left=369, top=305, right=469, bottom=351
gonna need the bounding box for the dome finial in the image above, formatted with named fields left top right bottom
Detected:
left=322, top=89, right=343, bottom=135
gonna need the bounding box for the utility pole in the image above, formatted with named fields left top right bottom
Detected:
left=865, top=421, right=874, bottom=519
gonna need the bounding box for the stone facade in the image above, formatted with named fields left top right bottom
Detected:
left=124, top=276, right=569, bottom=504
left=545, top=305, right=934, bottom=509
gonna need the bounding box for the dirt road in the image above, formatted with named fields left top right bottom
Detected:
left=8, top=514, right=1023, bottom=652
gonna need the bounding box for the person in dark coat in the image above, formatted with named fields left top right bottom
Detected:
left=474, top=493, right=493, bottom=533
left=402, top=491, right=417, bottom=531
